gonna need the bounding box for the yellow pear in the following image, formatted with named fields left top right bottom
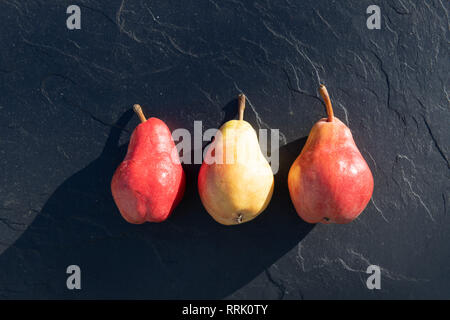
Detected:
left=198, top=94, right=274, bottom=225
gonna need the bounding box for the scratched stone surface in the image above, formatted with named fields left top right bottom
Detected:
left=0, top=0, right=449, bottom=299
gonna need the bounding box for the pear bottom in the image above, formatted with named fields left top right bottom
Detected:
left=198, top=162, right=274, bottom=225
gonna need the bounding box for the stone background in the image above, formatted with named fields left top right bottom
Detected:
left=0, top=0, right=448, bottom=299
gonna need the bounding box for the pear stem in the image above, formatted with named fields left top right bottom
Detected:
left=133, top=104, right=147, bottom=123
left=319, top=85, right=334, bottom=122
left=238, top=93, right=246, bottom=121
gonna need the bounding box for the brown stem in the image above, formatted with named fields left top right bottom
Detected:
left=133, top=104, right=147, bottom=123
left=319, top=84, right=334, bottom=122
left=238, top=93, right=246, bottom=121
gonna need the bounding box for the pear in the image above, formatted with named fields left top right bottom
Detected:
left=111, top=104, right=186, bottom=223
left=198, top=94, right=274, bottom=225
left=287, top=85, right=374, bottom=224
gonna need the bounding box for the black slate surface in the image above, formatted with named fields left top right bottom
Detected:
left=0, top=0, right=449, bottom=299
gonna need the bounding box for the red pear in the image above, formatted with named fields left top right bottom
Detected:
left=287, top=85, right=374, bottom=224
left=111, top=104, right=185, bottom=223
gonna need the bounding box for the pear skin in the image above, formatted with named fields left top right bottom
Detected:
left=288, top=85, right=374, bottom=224
left=198, top=94, right=274, bottom=225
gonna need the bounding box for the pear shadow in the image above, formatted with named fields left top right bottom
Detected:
left=0, top=109, right=313, bottom=299
left=219, top=96, right=260, bottom=129
left=220, top=98, right=240, bottom=127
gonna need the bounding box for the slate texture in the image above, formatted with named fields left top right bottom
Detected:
left=0, top=0, right=448, bottom=299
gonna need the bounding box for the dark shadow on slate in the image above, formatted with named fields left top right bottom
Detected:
left=0, top=109, right=313, bottom=299
left=220, top=98, right=241, bottom=127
